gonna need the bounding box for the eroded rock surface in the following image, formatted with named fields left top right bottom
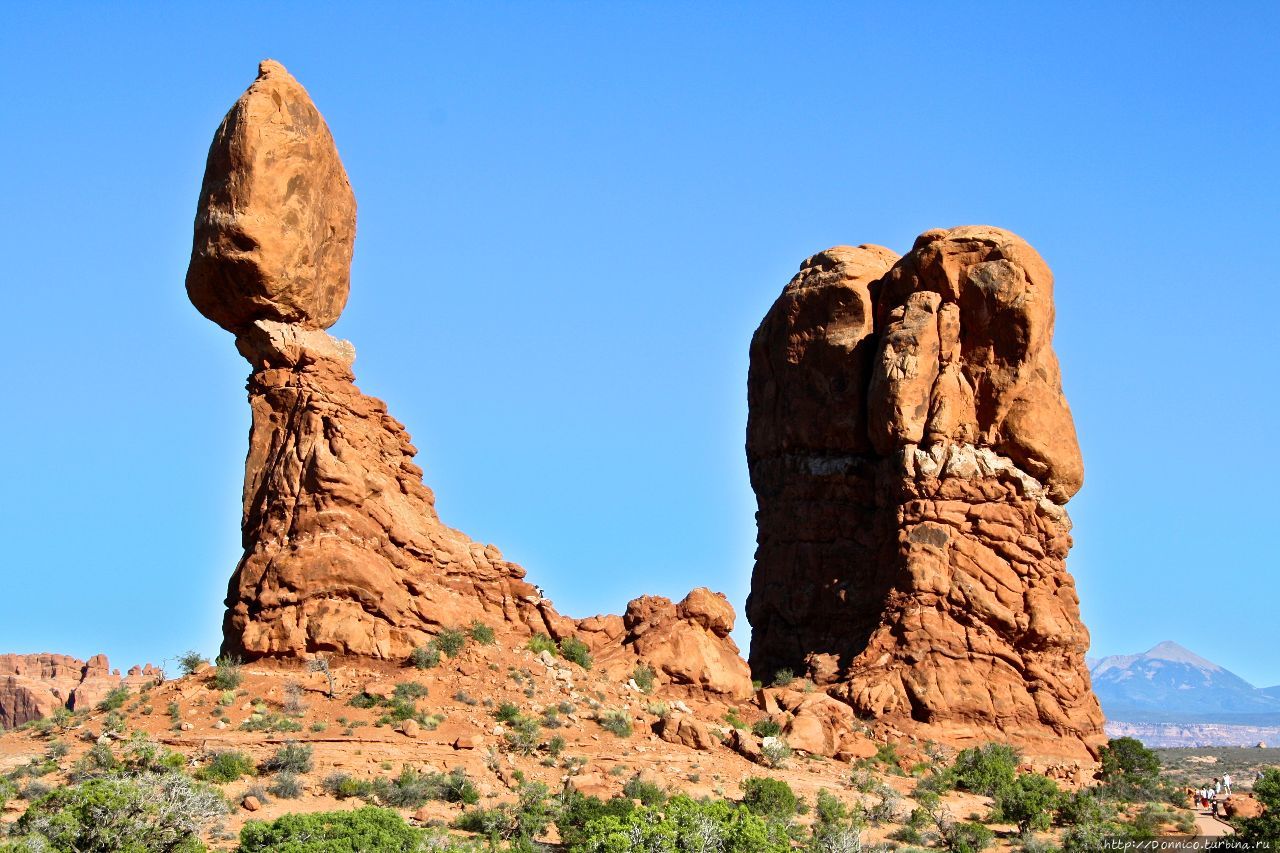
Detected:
left=747, top=228, right=1104, bottom=759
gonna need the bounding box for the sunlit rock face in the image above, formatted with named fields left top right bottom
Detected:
left=746, top=227, right=1104, bottom=759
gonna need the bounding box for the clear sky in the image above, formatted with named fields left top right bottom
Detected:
left=2, top=3, right=1277, bottom=687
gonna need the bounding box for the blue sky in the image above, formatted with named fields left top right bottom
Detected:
left=2, top=3, right=1277, bottom=686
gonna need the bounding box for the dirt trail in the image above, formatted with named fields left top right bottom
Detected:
left=1194, top=807, right=1234, bottom=837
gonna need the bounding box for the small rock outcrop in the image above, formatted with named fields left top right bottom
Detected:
left=0, top=654, right=124, bottom=728
left=189, top=62, right=748, bottom=687
left=746, top=227, right=1104, bottom=759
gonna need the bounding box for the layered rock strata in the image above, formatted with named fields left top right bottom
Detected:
left=0, top=654, right=139, bottom=729
left=746, top=227, right=1104, bottom=758
left=190, top=62, right=747, bottom=695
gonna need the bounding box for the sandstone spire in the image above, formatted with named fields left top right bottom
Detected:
left=187, top=63, right=751, bottom=700
left=746, top=227, right=1104, bottom=759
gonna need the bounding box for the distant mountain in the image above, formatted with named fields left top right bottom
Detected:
left=1091, top=641, right=1280, bottom=726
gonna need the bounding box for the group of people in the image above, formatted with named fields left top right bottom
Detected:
left=1193, top=775, right=1233, bottom=816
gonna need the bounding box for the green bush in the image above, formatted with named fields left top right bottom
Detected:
left=96, top=687, right=130, bottom=712
left=1056, top=789, right=1114, bottom=827
left=468, top=621, right=496, bottom=645
left=0, top=778, right=16, bottom=811
left=558, top=636, right=593, bottom=670
left=196, top=749, right=256, bottom=783
left=771, top=667, right=795, bottom=687
left=409, top=645, right=441, bottom=670
left=1098, top=737, right=1161, bottom=800
left=434, top=627, right=468, bottom=657
left=995, top=773, right=1062, bottom=833
left=570, top=795, right=791, bottom=852
left=527, top=633, right=557, bottom=656
left=212, top=656, right=243, bottom=690
left=454, top=781, right=555, bottom=847
left=323, top=772, right=376, bottom=800
left=373, top=766, right=479, bottom=807
left=393, top=681, right=428, bottom=701
left=941, top=820, right=995, bottom=853
left=622, top=775, right=667, bottom=807
left=178, top=650, right=208, bottom=676
left=556, top=791, right=637, bottom=848
left=598, top=710, right=633, bottom=738
left=261, top=742, right=313, bottom=774
left=1235, top=768, right=1280, bottom=844
left=239, top=712, right=302, bottom=733
left=952, top=742, right=1020, bottom=798
left=741, top=776, right=799, bottom=818
left=239, top=806, right=437, bottom=852
left=12, top=773, right=226, bottom=852
left=752, top=718, right=782, bottom=738
left=632, top=664, right=655, bottom=693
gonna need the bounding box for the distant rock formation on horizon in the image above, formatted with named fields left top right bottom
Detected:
left=186, top=61, right=751, bottom=702
left=0, top=654, right=159, bottom=729
left=746, top=229, right=1104, bottom=760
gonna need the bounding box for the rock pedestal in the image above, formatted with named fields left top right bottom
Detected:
left=746, top=228, right=1104, bottom=759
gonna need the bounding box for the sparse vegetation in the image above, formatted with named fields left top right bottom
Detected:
left=178, top=650, right=208, bottom=676
left=95, top=686, right=129, bottom=712
left=632, top=663, right=655, bottom=692
left=740, top=775, right=798, bottom=818
left=469, top=621, right=496, bottom=645
left=558, top=636, right=593, bottom=670
left=771, top=667, right=795, bottom=687
left=752, top=718, right=782, bottom=738
left=952, top=742, right=1019, bottom=798
left=409, top=645, right=441, bottom=670
left=434, top=627, right=468, bottom=657
left=266, top=771, right=304, bottom=800
left=212, top=655, right=243, bottom=690
left=527, top=633, right=557, bottom=656
left=598, top=709, right=633, bottom=738
left=261, top=742, right=313, bottom=775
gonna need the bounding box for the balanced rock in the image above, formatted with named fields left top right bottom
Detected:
left=187, top=60, right=356, bottom=333
left=189, top=65, right=753, bottom=687
left=746, top=227, right=1103, bottom=759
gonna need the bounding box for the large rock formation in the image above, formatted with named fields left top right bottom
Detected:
left=747, top=227, right=1104, bottom=759
left=0, top=654, right=131, bottom=729
left=190, top=62, right=747, bottom=695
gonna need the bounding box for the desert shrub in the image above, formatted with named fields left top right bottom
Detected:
left=1098, top=736, right=1161, bottom=800
left=558, top=636, right=593, bottom=670
left=281, top=682, right=307, bottom=716
left=96, top=686, right=129, bottom=712
left=952, top=742, right=1020, bottom=798
left=454, top=689, right=478, bottom=705
left=503, top=716, right=542, bottom=755
left=120, top=733, right=186, bottom=774
left=940, top=820, right=995, bottom=853
left=724, top=709, right=747, bottom=729
left=623, top=774, right=668, bottom=807
left=261, top=741, right=313, bottom=774
left=570, top=795, right=791, bottom=853
left=212, top=655, right=243, bottom=690
left=266, top=772, right=303, bottom=799
left=196, top=749, right=256, bottom=783
left=752, top=718, right=782, bottom=738
left=454, top=781, right=555, bottom=847
left=771, top=667, right=795, bottom=687
left=810, top=787, right=865, bottom=852
left=433, top=627, right=468, bottom=657
left=239, top=712, right=302, bottom=733
left=239, top=806, right=437, bottom=852
left=468, top=621, right=496, bottom=645
left=598, top=710, right=633, bottom=738
left=494, top=701, right=522, bottom=723
left=761, top=738, right=792, bottom=769
left=741, top=775, right=799, bottom=818
left=866, top=782, right=902, bottom=825
left=1234, top=768, right=1280, bottom=844
left=19, top=781, right=52, bottom=802
left=323, top=772, right=376, bottom=799
left=632, top=664, right=655, bottom=693
left=1056, top=788, right=1114, bottom=827
left=349, top=690, right=381, bottom=709
left=0, top=778, right=16, bottom=811
left=12, top=773, right=226, bottom=853
left=409, top=645, right=441, bottom=670
left=995, top=773, right=1063, bottom=833
left=874, top=741, right=902, bottom=771
left=371, top=766, right=479, bottom=808
left=527, top=633, right=557, bottom=656
left=556, top=791, right=637, bottom=848
left=178, top=650, right=208, bottom=676
left=393, top=681, right=429, bottom=701
left=69, top=742, right=119, bottom=781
